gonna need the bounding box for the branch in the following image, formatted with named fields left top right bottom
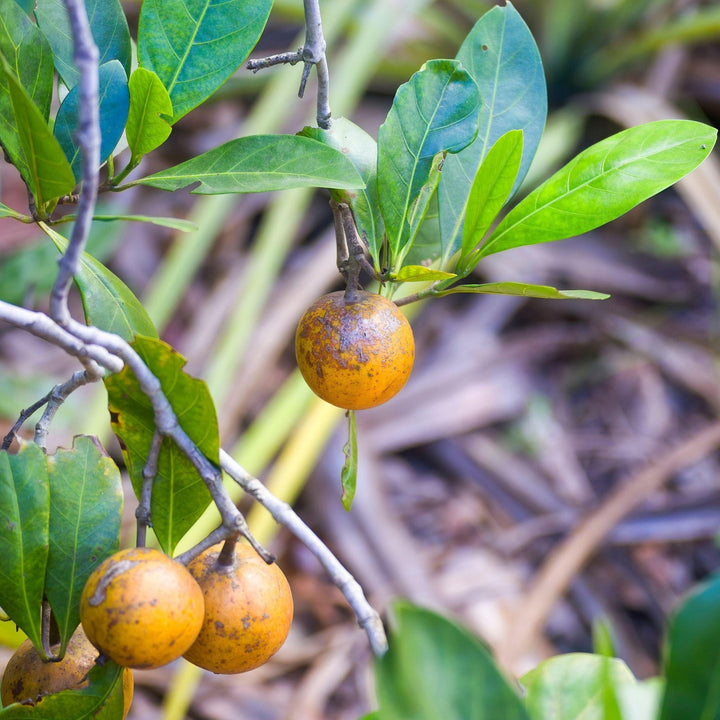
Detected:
left=247, top=0, right=331, bottom=128
left=50, top=0, right=100, bottom=325
left=219, top=449, right=389, bottom=657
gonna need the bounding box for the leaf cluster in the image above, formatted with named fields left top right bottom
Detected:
left=366, top=577, right=720, bottom=720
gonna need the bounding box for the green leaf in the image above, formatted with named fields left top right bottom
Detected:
left=479, top=120, right=718, bottom=260
left=44, top=223, right=158, bottom=342
left=34, top=0, right=132, bottom=89
left=54, top=60, right=130, bottom=181
left=393, top=265, right=456, bottom=283
left=12, top=0, right=35, bottom=13
left=0, top=54, right=75, bottom=210
left=45, top=436, right=123, bottom=653
left=0, top=0, right=55, bottom=187
left=61, top=214, right=198, bottom=233
left=135, top=134, right=366, bottom=194
left=0, top=658, right=125, bottom=718
left=0, top=201, right=22, bottom=219
left=341, top=410, right=358, bottom=511
left=104, top=336, right=218, bottom=555
left=521, top=653, right=636, bottom=720
left=0, top=0, right=53, bottom=117
left=375, top=602, right=529, bottom=720
left=138, top=0, right=273, bottom=124
left=660, top=574, right=720, bottom=720
left=377, top=59, right=480, bottom=271
left=0, top=442, right=50, bottom=655
left=437, top=281, right=609, bottom=300
left=457, top=129, right=523, bottom=271
left=618, top=678, right=664, bottom=720
left=438, top=2, right=547, bottom=256
left=301, top=118, right=385, bottom=272
left=126, top=67, right=173, bottom=164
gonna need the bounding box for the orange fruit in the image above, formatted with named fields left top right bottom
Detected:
left=80, top=546, right=204, bottom=669
left=0, top=626, right=133, bottom=716
left=295, top=290, right=415, bottom=410
left=183, top=542, right=293, bottom=674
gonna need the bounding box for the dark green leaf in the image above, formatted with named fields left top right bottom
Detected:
left=377, top=59, right=480, bottom=271
left=34, top=0, right=132, bottom=89
left=341, top=410, right=358, bottom=511
left=135, top=134, right=365, bottom=194
left=126, top=67, right=173, bottom=163
left=12, top=0, right=35, bottom=13
left=0, top=54, right=75, bottom=210
left=0, top=659, right=125, bottom=718
left=104, top=336, right=217, bottom=555
left=138, top=0, right=273, bottom=123
left=437, top=281, right=609, bottom=300
left=301, top=118, right=385, bottom=271
left=44, top=223, right=158, bottom=341
left=54, top=60, right=129, bottom=181
left=479, top=120, right=717, bottom=260
left=457, top=129, right=523, bottom=271
left=439, top=2, right=547, bottom=255
left=375, top=602, right=529, bottom=720
left=521, top=653, right=636, bottom=720
left=0, top=442, right=49, bottom=655
left=45, top=436, right=123, bottom=652
left=660, top=574, right=720, bottom=720
left=0, top=0, right=54, bottom=186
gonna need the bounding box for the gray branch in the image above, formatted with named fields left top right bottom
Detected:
left=219, top=449, right=389, bottom=656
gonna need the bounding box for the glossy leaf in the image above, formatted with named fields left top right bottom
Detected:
left=301, top=118, right=385, bottom=271
left=138, top=0, right=273, bottom=123
left=479, top=120, right=717, bottom=260
left=0, top=442, right=50, bottom=655
left=126, top=67, right=173, bottom=163
left=439, top=2, right=547, bottom=256
left=341, top=410, right=358, bottom=511
left=374, top=602, right=529, bottom=720
left=660, top=574, right=720, bottom=720
left=0, top=54, right=75, bottom=210
left=12, top=0, right=35, bottom=12
left=54, top=60, right=130, bottom=181
left=34, top=0, right=132, bottom=89
left=377, top=59, right=480, bottom=271
left=104, top=336, right=217, bottom=555
left=44, top=223, right=158, bottom=341
left=135, top=134, right=365, bottom=194
left=0, top=0, right=54, bottom=187
left=0, top=659, right=125, bottom=718
left=522, top=654, right=636, bottom=720
left=45, top=436, right=123, bottom=652
left=437, top=281, right=609, bottom=300
left=457, top=129, right=523, bottom=270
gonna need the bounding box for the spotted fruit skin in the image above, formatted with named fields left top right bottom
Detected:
left=80, top=546, right=204, bottom=670
left=183, top=543, right=293, bottom=674
left=295, top=290, right=415, bottom=410
left=0, top=626, right=133, bottom=717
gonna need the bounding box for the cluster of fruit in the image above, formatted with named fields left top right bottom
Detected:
left=1, top=543, right=293, bottom=714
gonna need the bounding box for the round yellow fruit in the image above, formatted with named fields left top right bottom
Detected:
left=80, top=546, right=204, bottom=669
left=295, top=290, right=415, bottom=410
left=0, top=626, right=133, bottom=716
left=183, top=542, right=293, bottom=674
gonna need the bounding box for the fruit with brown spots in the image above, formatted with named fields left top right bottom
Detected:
left=183, top=542, right=293, bottom=674
left=79, top=546, right=204, bottom=669
left=0, top=626, right=133, bottom=716
left=295, top=290, right=415, bottom=410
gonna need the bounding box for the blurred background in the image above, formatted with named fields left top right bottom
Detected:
left=2, top=0, right=720, bottom=717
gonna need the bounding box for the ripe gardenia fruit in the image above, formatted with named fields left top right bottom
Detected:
left=80, top=546, right=204, bottom=669
left=0, top=626, right=133, bottom=717
left=183, top=542, right=294, bottom=674
left=295, top=290, right=415, bottom=410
